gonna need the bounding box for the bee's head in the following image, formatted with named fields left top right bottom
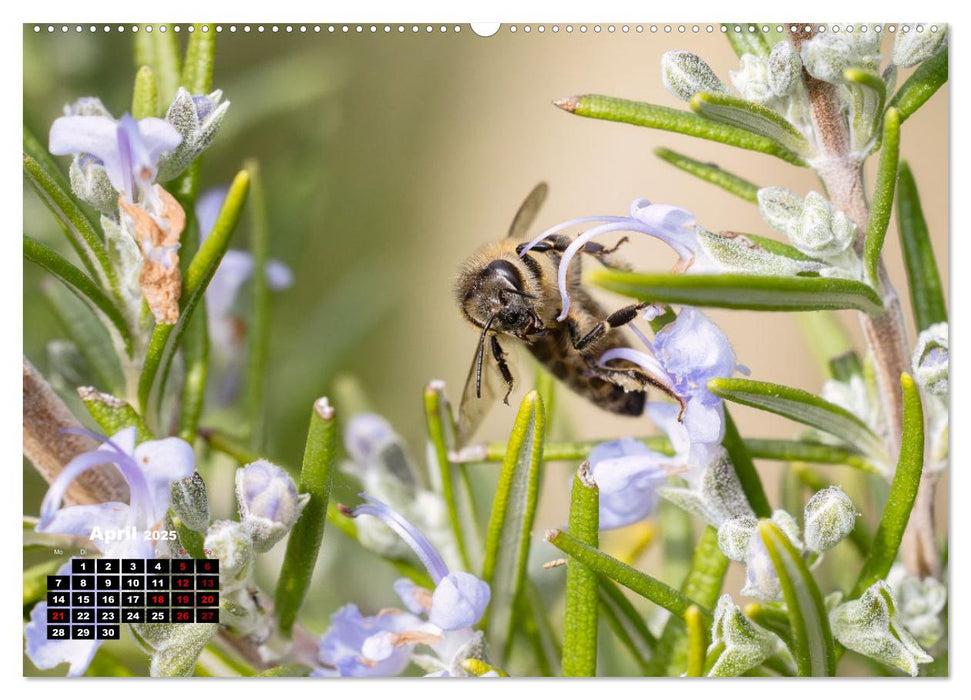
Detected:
left=457, top=256, right=544, bottom=339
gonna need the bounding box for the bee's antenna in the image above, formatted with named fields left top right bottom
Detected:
left=475, top=313, right=497, bottom=399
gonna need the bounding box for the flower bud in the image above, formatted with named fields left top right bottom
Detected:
left=800, top=32, right=881, bottom=84
left=68, top=154, right=119, bottom=215
left=147, top=622, right=219, bottom=677
left=729, top=54, right=772, bottom=103
left=892, top=25, right=947, bottom=68
left=661, top=50, right=728, bottom=102
left=740, top=531, right=781, bottom=601
left=804, top=486, right=856, bottom=552
left=429, top=572, right=491, bottom=631
left=889, top=566, right=947, bottom=648
left=770, top=509, right=803, bottom=552
left=170, top=471, right=210, bottom=533
left=707, top=595, right=778, bottom=677
left=767, top=41, right=802, bottom=97
left=204, top=519, right=253, bottom=589
left=235, top=460, right=309, bottom=552
left=757, top=187, right=803, bottom=235
left=157, top=88, right=230, bottom=181
left=830, top=581, right=932, bottom=676
left=912, top=322, right=948, bottom=397
left=717, top=515, right=758, bottom=562
left=789, top=191, right=855, bottom=257
left=65, top=96, right=112, bottom=117
left=344, top=413, right=419, bottom=490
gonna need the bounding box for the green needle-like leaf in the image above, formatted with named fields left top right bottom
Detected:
left=887, top=46, right=948, bottom=123
left=722, top=24, right=770, bottom=58
left=554, top=94, right=805, bottom=166
left=134, top=24, right=182, bottom=107
left=690, top=92, right=811, bottom=157
left=424, top=381, right=473, bottom=571
left=685, top=605, right=708, bottom=677
left=138, top=169, right=249, bottom=413
left=547, top=528, right=708, bottom=622
left=80, top=387, right=153, bottom=442
left=242, top=161, right=270, bottom=447
left=709, top=377, right=889, bottom=464
left=896, top=161, right=947, bottom=330
left=275, top=398, right=337, bottom=636
left=598, top=578, right=655, bottom=670
left=654, top=147, right=760, bottom=202
left=723, top=411, right=772, bottom=517
left=650, top=526, right=728, bottom=675
left=852, top=374, right=925, bottom=598
left=759, top=520, right=836, bottom=676
left=181, top=25, right=215, bottom=95
left=177, top=311, right=208, bottom=443
left=562, top=464, right=599, bottom=677
left=24, top=236, right=131, bottom=356
left=132, top=65, right=159, bottom=120
left=863, top=108, right=901, bottom=286
left=23, top=149, right=118, bottom=295
left=590, top=270, right=884, bottom=315
left=482, top=390, right=545, bottom=662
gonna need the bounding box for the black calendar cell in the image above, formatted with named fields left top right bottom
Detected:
left=122, top=575, right=143, bottom=590
left=171, top=559, right=194, bottom=574
left=47, top=575, right=70, bottom=590
left=123, top=592, right=145, bottom=607
left=196, top=609, right=219, bottom=624
left=147, top=574, right=169, bottom=590
left=72, top=559, right=95, bottom=574
left=96, top=625, right=120, bottom=640
left=197, top=558, right=219, bottom=574
left=46, top=625, right=69, bottom=640
left=172, top=592, right=194, bottom=607
left=172, top=575, right=194, bottom=590
left=122, top=559, right=145, bottom=573
left=147, top=609, right=170, bottom=623
left=71, top=608, right=94, bottom=623
left=98, top=575, right=120, bottom=590
left=195, top=592, right=219, bottom=607
left=72, top=592, right=95, bottom=607
left=47, top=592, right=69, bottom=607
left=147, top=592, right=170, bottom=607
left=71, top=626, right=95, bottom=640
left=46, top=608, right=68, bottom=624
left=146, top=559, right=169, bottom=573
left=98, top=608, right=119, bottom=623
left=122, top=609, right=145, bottom=623
left=97, top=592, right=119, bottom=607
left=172, top=609, right=195, bottom=623
left=197, top=575, right=219, bottom=590
left=72, top=575, right=94, bottom=590
left=96, top=558, right=119, bottom=573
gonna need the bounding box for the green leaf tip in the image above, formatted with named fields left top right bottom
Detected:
left=896, top=160, right=947, bottom=330
left=863, top=107, right=901, bottom=287
left=562, top=462, right=600, bottom=677
left=274, top=396, right=337, bottom=636
left=758, top=520, right=836, bottom=676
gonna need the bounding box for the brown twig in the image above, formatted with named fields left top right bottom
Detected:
left=789, top=26, right=939, bottom=578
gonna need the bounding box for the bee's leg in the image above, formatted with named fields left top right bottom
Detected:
left=491, top=335, right=515, bottom=405
left=592, top=364, right=687, bottom=419
left=569, top=302, right=651, bottom=352
left=517, top=235, right=631, bottom=270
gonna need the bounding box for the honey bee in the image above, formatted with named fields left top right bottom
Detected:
left=454, top=183, right=684, bottom=440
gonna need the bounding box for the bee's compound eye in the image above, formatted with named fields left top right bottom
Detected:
left=485, top=259, right=523, bottom=291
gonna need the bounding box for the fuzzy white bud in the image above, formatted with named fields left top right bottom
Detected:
left=661, top=50, right=728, bottom=102
left=718, top=515, right=758, bottom=562
left=912, top=322, right=948, bottom=397
left=892, top=25, right=947, bottom=68
left=235, top=460, right=309, bottom=552
left=804, top=486, right=857, bottom=552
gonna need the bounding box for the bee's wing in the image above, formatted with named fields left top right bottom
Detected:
left=458, top=337, right=508, bottom=445
left=507, top=182, right=549, bottom=240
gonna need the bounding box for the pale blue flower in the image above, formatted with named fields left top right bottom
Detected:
left=195, top=188, right=294, bottom=361
left=318, top=495, right=491, bottom=676
left=25, top=427, right=195, bottom=676
left=587, top=438, right=668, bottom=530
left=235, top=460, right=309, bottom=552
left=50, top=111, right=181, bottom=206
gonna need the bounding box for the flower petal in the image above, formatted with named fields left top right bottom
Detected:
left=590, top=450, right=669, bottom=529
left=132, top=437, right=196, bottom=522
left=429, top=572, right=491, bottom=630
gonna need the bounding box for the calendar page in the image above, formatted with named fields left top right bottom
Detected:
left=22, top=19, right=948, bottom=679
